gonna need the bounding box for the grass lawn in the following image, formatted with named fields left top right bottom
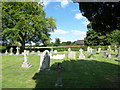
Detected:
left=1, top=51, right=120, bottom=88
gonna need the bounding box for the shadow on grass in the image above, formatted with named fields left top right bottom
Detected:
left=32, top=60, right=120, bottom=89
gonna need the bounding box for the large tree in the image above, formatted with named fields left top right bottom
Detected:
left=2, top=2, right=56, bottom=52
left=78, top=2, right=120, bottom=33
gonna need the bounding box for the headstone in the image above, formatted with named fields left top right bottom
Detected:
left=5, top=50, right=8, bottom=55
left=98, top=48, right=101, bottom=53
left=107, top=46, right=111, bottom=58
left=68, top=48, right=71, bottom=52
left=51, top=54, right=65, bottom=59
left=54, top=50, right=57, bottom=54
left=26, top=50, right=29, bottom=55
left=39, top=50, right=50, bottom=71
left=90, top=48, right=93, bottom=53
left=68, top=51, right=76, bottom=59
left=79, top=49, right=85, bottom=59
left=55, top=63, right=63, bottom=87
left=16, top=47, right=20, bottom=55
left=37, top=51, right=41, bottom=55
left=87, top=46, right=91, bottom=52
left=117, top=47, right=120, bottom=58
left=9, top=47, right=14, bottom=55
left=92, top=49, right=96, bottom=54
left=114, top=45, right=118, bottom=52
left=31, top=51, right=35, bottom=55
left=21, top=50, right=32, bottom=68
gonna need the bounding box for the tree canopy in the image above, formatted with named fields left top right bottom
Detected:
left=2, top=2, right=56, bottom=52
left=78, top=2, right=120, bottom=33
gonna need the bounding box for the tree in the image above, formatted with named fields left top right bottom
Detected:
left=54, top=38, right=60, bottom=46
left=2, top=2, right=56, bottom=52
left=78, top=2, right=120, bottom=33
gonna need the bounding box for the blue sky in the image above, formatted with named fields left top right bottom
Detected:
left=41, top=0, right=90, bottom=42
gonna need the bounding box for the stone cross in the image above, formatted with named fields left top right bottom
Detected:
left=9, top=47, right=14, bottom=55
left=21, top=50, right=32, bottom=68
left=55, top=63, right=63, bottom=87
left=16, top=47, right=20, bottom=55
left=79, top=49, right=85, bottom=59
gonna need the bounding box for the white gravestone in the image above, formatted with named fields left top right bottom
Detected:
left=37, top=51, right=41, bottom=55
left=90, top=48, right=93, bottom=53
left=98, top=48, right=101, bottom=53
left=16, top=47, right=20, bottom=55
left=79, top=49, right=85, bottom=59
left=107, top=46, right=111, bottom=58
left=54, top=50, right=57, bottom=54
left=68, top=51, right=76, bottom=59
left=5, top=50, right=8, bottom=55
left=68, top=48, right=71, bottom=52
left=9, top=47, right=14, bottom=55
left=31, top=51, right=35, bottom=55
left=39, top=50, right=50, bottom=71
left=21, top=50, right=32, bottom=68
left=87, top=46, right=91, bottom=52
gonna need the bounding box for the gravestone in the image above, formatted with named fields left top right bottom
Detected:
left=9, top=47, right=14, bottom=55
left=98, top=48, right=101, bottom=53
left=5, top=50, right=8, bottom=55
left=92, top=49, right=96, bottom=54
left=55, top=63, right=63, bottom=87
left=90, top=48, right=93, bottom=53
left=21, top=50, right=32, bottom=68
left=68, top=51, right=76, bottom=59
left=79, top=49, right=85, bottom=59
left=107, top=46, right=111, bottom=58
left=16, top=47, right=20, bottom=55
left=31, top=51, right=35, bottom=55
left=114, top=45, right=118, bottom=52
left=37, top=51, right=41, bottom=55
left=54, top=50, right=57, bottom=54
left=68, top=48, right=71, bottom=52
left=51, top=54, right=65, bottom=59
left=39, top=50, right=50, bottom=71
left=87, top=46, right=90, bottom=52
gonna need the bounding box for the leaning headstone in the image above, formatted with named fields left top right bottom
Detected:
left=5, top=50, right=8, bottom=55
left=9, top=47, right=14, bottom=55
left=16, top=47, right=20, bottom=55
left=55, top=63, right=63, bottom=87
left=68, top=51, right=76, bottom=59
left=21, top=50, right=32, bottom=68
left=79, top=49, right=85, bottom=59
left=39, top=50, right=50, bottom=71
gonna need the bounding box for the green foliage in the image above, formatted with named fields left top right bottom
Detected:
left=54, top=38, right=60, bottom=46
left=79, top=2, right=120, bottom=33
left=2, top=2, right=56, bottom=51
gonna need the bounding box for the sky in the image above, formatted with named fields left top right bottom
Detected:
left=40, top=0, right=90, bottom=43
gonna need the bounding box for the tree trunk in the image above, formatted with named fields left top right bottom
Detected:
left=20, top=40, right=25, bottom=54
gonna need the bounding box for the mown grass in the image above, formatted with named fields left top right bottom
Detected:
left=1, top=51, right=120, bottom=88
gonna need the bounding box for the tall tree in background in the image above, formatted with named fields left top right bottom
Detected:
left=54, top=38, right=60, bottom=46
left=78, top=2, right=120, bottom=33
left=2, top=2, right=56, bottom=52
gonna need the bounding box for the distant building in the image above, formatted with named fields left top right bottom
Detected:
left=75, top=40, right=84, bottom=45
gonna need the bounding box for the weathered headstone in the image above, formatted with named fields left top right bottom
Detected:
left=21, top=50, right=32, bottom=68
left=87, top=46, right=90, bottom=52
left=16, top=47, right=20, bottom=55
left=9, top=47, right=14, bottom=55
left=79, top=49, right=85, bottom=59
left=39, top=50, right=50, bottom=71
left=54, top=50, right=57, bottom=54
left=68, top=51, right=76, bottom=59
left=98, top=48, right=101, bottom=53
left=5, top=50, right=8, bottom=55
left=55, top=63, right=63, bottom=87
left=107, top=46, right=111, bottom=58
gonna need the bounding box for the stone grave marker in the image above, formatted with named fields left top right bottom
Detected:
left=98, top=48, right=101, bottom=53
left=79, top=49, right=85, bottom=59
left=21, top=50, right=32, bottom=68
left=55, top=63, right=63, bottom=87
left=87, top=46, right=90, bottom=52
left=5, top=50, right=8, bottom=55
left=68, top=51, right=76, bottom=59
left=68, top=48, right=71, bottom=52
left=39, top=50, right=50, bottom=71
left=9, top=47, right=14, bottom=55
left=54, top=50, right=57, bottom=54
left=16, top=47, right=20, bottom=55
left=107, top=46, right=111, bottom=58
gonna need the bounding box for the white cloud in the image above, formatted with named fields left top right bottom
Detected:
left=50, top=29, right=68, bottom=35
left=61, top=0, right=69, bottom=8
left=74, top=13, right=85, bottom=20
left=82, top=20, right=90, bottom=25
left=71, top=30, right=86, bottom=36
left=39, top=0, right=51, bottom=8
